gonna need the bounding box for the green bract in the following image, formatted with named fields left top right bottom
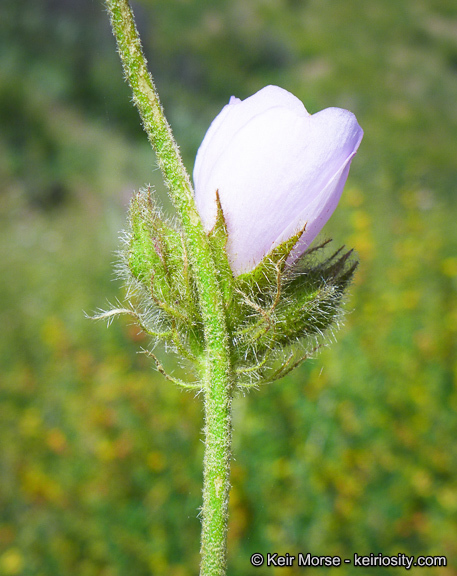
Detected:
left=122, top=187, right=357, bottom=389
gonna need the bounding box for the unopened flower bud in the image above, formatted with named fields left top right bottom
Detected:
left=193, top=85, right=363, bottom=275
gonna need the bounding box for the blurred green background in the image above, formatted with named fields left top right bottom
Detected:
left=1, top=0, right=457, bottom=574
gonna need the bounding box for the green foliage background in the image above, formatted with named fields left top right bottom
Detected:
left=1, top=0, right=457, bottom=574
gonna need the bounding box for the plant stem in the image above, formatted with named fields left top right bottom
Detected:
left=105, top=2, right=233, bottom=574
left=200, top=369, right=232, bottom=576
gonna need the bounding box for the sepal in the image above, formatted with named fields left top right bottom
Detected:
left=128, top=188, right=198, bottom=320
left=121, top=188, right=204, bottom=382
left=235, top=225, right=306, bottom=298
left=270, top=245, right=357, bottom=347
left=128, top=190, right=174, bottom=303
left=110, top=187, right=357, bottom=390
left=207, top=192, right=234, bottom=305
left=227, top=237, right=357, bottom=388
left=199, top=201, right=357, bottom=388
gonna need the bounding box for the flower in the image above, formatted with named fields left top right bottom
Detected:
left=193, top=85, right=363, bottom=275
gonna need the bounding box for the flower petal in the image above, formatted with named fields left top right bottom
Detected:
left=193, top=86, right=363, bottom=275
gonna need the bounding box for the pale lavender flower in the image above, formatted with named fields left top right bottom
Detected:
left=193, top=85, right=363, bottom=275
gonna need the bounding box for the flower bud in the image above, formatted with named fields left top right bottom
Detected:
left=193, top=85, right=363, bottom=275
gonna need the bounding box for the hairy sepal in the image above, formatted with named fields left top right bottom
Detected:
left=207, top=192, right=234, bottom=306
left=125, top=188, right=204, bottom=372
left=235, top=225, right=306, bottom=299
left=119, top=189, right=357, bottom=388
left=272, top=247, right=357, bottom=347
left=129, top=190, right=173, bottom=302
left=207, top=205, right=358, bottom=386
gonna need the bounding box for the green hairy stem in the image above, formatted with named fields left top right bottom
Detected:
left=105, top=1, right=232, bottom=574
